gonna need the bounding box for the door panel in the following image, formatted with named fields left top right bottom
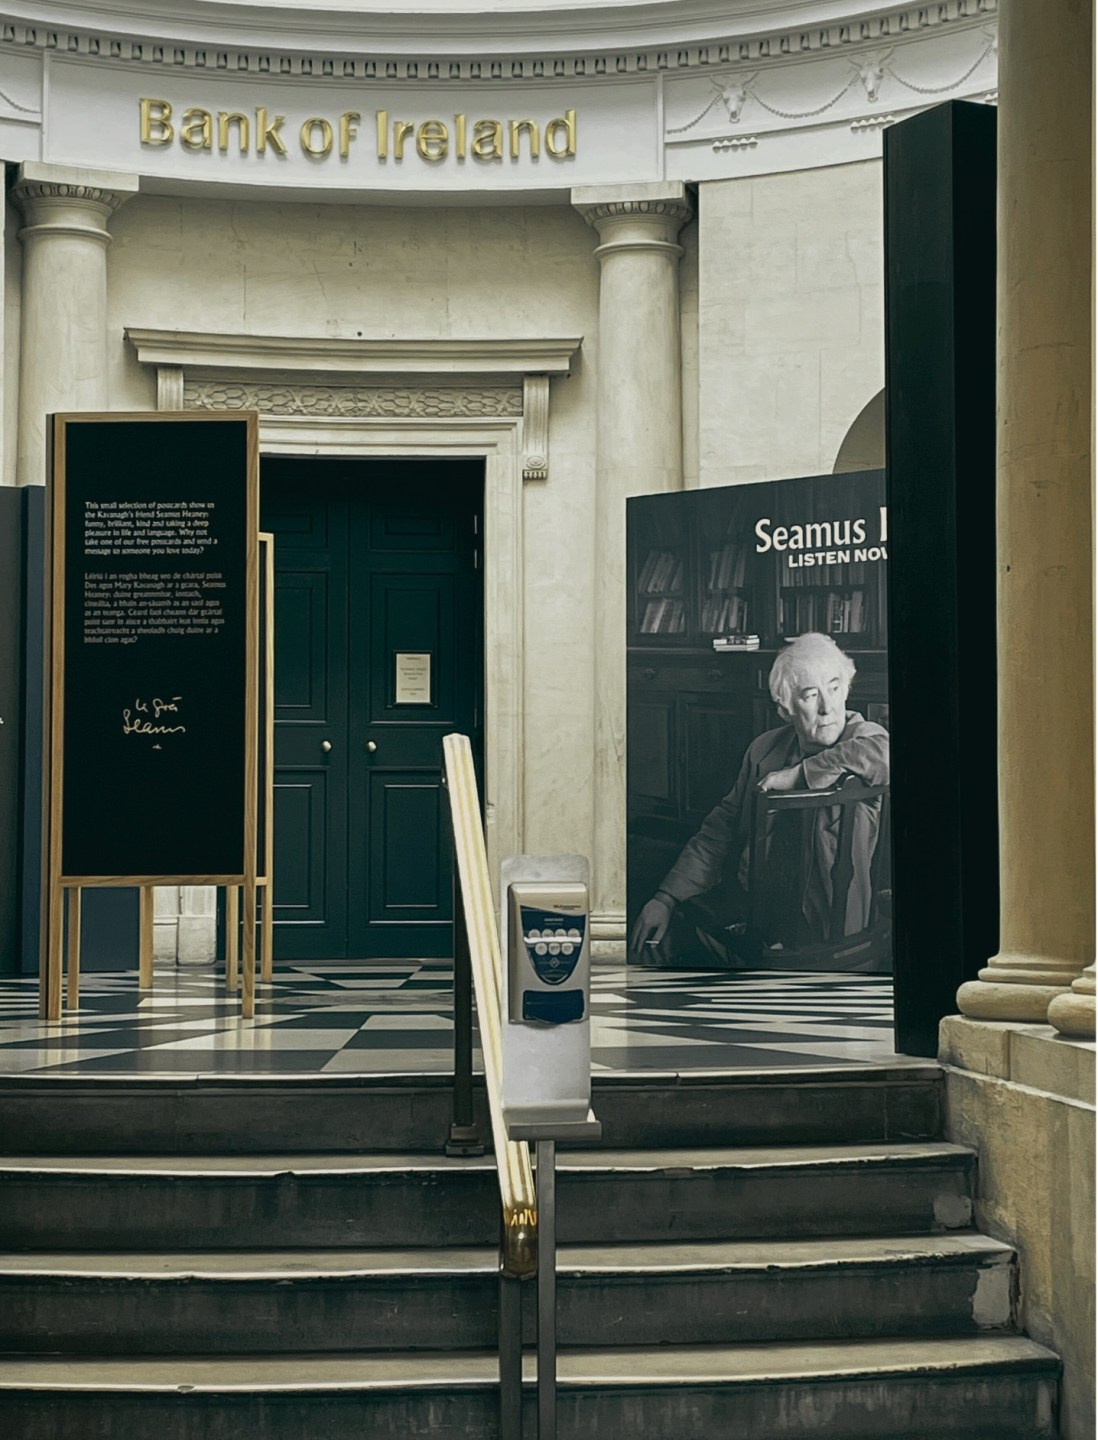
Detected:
left=348, top=471, right=480, bottom=959
left=275, top=574, right=332, bottom=716
left=263, top=487, right=351, bottom=959
left=369, top=772, right=451, bottom=934
left=271, top=775, right=329, bottom=918
left=262, top=459, right=482, bottom=962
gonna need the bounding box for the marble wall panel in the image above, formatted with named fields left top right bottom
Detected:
left=698, top=160, right=884, bottom=487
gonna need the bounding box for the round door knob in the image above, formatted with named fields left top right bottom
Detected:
left=366, top=741, right=378, bottom=753
left=321, top=740, right=333, bottom=753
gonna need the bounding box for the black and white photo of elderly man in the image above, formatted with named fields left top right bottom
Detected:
left=629, top=632, right=890, bottom=966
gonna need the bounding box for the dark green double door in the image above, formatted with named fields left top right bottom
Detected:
left=261, top=459, right=483, bottom=960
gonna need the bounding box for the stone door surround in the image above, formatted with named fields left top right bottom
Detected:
left=127, top=325, right=583, bottom=883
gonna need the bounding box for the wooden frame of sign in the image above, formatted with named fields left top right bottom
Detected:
left=44, top=412, right=260, bottom=1020
left=225, top=532, right=275, bottom=997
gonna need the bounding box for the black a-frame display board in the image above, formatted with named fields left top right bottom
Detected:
left=44, top=412, right=259, bottom=1020
left=884, top=101, right=999, bottom=1056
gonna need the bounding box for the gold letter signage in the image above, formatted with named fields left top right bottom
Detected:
left=140, top=98, right=577, bottom=167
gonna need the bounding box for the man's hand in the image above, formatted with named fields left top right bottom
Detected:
left=630, top=895, right=674, bottom=955
left=758, top=763, right=804, bottom=793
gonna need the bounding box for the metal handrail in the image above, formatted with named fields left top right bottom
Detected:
left=443, top=732, right=537, bottom=1280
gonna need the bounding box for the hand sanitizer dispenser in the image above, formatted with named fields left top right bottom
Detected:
left=508, top=880, right=589, bottom=1025
left=500, top=855, right=595, bottom=1138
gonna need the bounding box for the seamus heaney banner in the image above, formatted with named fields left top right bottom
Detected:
left=626, top=470, right=891, bottom=973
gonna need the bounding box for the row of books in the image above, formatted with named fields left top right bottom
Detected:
left=640, top=598, right=687, bottom=634
left=637, top=550, right=684, bottom=594
left=700, top=594, right=749, bottom=635
left=781, top=591, right=867, bottom=634
left=706, top=543, right=748, bottom=591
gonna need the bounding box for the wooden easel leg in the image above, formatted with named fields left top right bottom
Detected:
left=46, top=881, right=64, bottom=1022
left=66, top=888, right=82, bottom=1012
left=226, top=886, right=240, bottom=993
left=241, top=879, right=257, bottom=1020
left=139, top=886, right=155, bottom=991
left=260, top=880, right=274, bottom=983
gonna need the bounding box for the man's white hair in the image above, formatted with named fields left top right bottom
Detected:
left=769, top=632, right=857, bottom=712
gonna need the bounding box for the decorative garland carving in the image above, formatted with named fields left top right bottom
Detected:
left=0, top=0, right=997, bottom=83
left=668, top=25, right=996, bottom=137
left=0, top=81, right=37, bottom=113
left=184, top=381, right=524, bottom=418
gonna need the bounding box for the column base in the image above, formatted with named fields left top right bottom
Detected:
left=1048, top=967, right=1097, bottom=1040
left=591, top=910, right=627, bottom=963
left=957, top=978, right=1071, bottom=1023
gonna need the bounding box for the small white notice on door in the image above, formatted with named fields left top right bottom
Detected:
left=395, top=651, right=432, bottom=705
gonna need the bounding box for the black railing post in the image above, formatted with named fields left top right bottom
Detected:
left=447, top=858, right=484, bottom=1156
left=536, top=1139, right=557, bottom=1440
left=498, top=1267, right=524, bottom=1437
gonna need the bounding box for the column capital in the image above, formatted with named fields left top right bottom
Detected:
left=572, top=181, right=693, bottom=260
left=13, top=162, right=140, bottom=244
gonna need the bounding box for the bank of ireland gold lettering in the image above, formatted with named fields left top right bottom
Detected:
left=300, top=117, right=334, bottom=158
left=140, top=100, right=578, bottom=164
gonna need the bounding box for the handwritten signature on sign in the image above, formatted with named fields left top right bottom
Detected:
left=122, top=695, right=187, bottom=741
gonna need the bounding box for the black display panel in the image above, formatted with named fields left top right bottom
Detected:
left=257, top=533, right=270, bottom=877
left=884, top=102, right=998, bottom=1056
left=0, top=487, right=23, bottom=973
left=56, top=415, right=255, bottom=880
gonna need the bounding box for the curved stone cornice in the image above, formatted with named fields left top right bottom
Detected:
left=0, top=0, right=996, bottom=80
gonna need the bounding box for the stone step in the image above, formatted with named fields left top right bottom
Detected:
left=0, top=1336, right=1059, bottom=1438
left=0, top=1065, right=943, bottom=1153
left=0, top=1141, right=975, bottom=1248
left=0, top=1234, right=1014, bottom=1353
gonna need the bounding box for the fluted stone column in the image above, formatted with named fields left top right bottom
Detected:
left=572, top=182, right=693, bottom=949
left=13, top=163, right=139, bottom=487
left=957, top=0, right=1094, bottom=1027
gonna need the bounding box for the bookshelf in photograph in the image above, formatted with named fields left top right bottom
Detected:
left=700, top=539, right=750, bottom=638
left=637, top=548, right=686, bottom=636
left=629, top=504, right=690, bottom=644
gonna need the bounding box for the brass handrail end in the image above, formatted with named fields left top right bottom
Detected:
left=501, top=1205, right=538, bottom=1281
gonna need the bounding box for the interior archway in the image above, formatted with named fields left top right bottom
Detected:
left=834, top=389, right=885, bottom=473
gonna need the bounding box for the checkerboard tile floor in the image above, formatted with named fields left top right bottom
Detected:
left=0, top=962, right=922, bottom=1075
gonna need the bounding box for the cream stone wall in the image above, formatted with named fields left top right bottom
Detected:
left=680, top=214, right=700, bottom=490
left=104, top=194, right=602, bottom=868
left=941, top=1017, right=1096, bottom=1440
left=2, top=197, right=19, bottom=489
left=698, top=160, right=884, bottom=487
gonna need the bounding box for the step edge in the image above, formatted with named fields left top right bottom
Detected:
left=0, top=1064, right=943, bottom=1094
left=0, top=1239, right=1018, bottom=1282
left=0, top=1339, right=1061, bottom=1394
